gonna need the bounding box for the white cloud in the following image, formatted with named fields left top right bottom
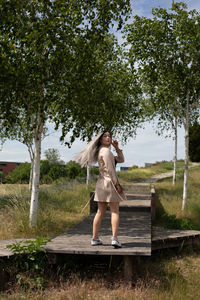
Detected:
left=0, top=122, right=185, bottom=167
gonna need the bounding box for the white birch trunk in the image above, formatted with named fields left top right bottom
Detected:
left=182, top=94, right=190, bottom=211
left=29, top=114, right=43, bottom=227
left=86, top=164, right=91, bottom=187
left=29, top=158, right=34, bottom=191
left=173, top=117, right=177, bottom=185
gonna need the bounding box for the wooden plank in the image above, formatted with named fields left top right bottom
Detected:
left=121, top=200, right=151, bottom=207
left=122, top=184, right=150, bottom=193
left=152, top=227, right=200, bottom=240
left=124, top=256, right=133, bottom=281
left=0, top=184, right=152, bottom=258
left=126, top=194, right=151, bottom=200
left=152, top=226, right=200, bottom=250
left=44, top=211, right=152, bottom=256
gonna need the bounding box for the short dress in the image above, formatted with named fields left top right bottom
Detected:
left=94, top=146, right=126, bottom=202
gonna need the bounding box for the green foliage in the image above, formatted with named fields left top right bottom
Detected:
left=0, top=0, right=134, bottom=146
left=6, top=237, right=51, bottom=289
left=52, top=33, right=142, bottom=145
left=4, top=158, right=94, bottom=183
left=160, top=213, right=193, bottom=230
left=189, top=121, right=200, bottom=162
left=4, top=162, right=31, bottom=184
left=6, top=237, right=50, bottom=256
left=118, top=160, right=184, bottom=182
left=153, top=165, right=200, bottom=229
left=65, top=160, right=85, bottom=179
left=125, top=2, right=200, bottom=136
left=44, top=148, right=64, bottom=165
left=48, top=165, right=68, bottom=181
left=40, top=160, right=51, bottom=177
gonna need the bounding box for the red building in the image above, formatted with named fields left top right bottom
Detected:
left=0, top=161, right=21, bottom=180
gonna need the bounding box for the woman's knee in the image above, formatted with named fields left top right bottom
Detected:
left=109, top=202, right=119, bottom=214
left=97, top=203, right=107, bottom=217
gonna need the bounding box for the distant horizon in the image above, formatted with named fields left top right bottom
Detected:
left=0, top=121, right=185, bottom=169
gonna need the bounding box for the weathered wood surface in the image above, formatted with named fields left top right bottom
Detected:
left=0, top=187, right=152, bottom=257
left=44, top=186, right=152, bottom=256
left=122, top=183, right=150, bottom=194
left=152, top=226, right=200, bottom=250
left=1, top=182, right=200, bottom=258
left=1, top=227, right=200, bottom=257
left=122, top=193, right=151, bottom=209
left=44, top=210, right=152, bottom=256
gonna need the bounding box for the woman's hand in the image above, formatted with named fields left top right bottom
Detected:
left=115, top=183, right=123, bottom=194
left=112, top=139, right=119, bottom=150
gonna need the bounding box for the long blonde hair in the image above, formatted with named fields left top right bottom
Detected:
left=75, top=132, right=106, bottom=167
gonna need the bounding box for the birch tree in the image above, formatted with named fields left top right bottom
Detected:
left=52, top=33, right=142, bottom=146
left=146, top=98, right=180, bottom=185
left=0, top=116, right=49, bottom=190
left=1, top=0, right=133, bottom=226
left=125, top=2, right=200, bottom=209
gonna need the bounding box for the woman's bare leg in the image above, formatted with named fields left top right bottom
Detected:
left=109, top=202, right=119, bottom=238
left=92, top=202, right=107, bottom=239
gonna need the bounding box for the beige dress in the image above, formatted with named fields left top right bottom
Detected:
left=94, top=146, right=126, bottom=202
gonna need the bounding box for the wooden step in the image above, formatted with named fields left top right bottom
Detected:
left=122, top=184, right=150, bottom=193
left=125, top=194, right=151, bottom=201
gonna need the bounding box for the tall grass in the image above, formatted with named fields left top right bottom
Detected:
left=1, top=246, right=200, bottom=299
left=154, top=166, right=200, bottom=230
left=118, top=160, right=185, bottom=182
left=1, top=164, right=200, bottom=299
left=0, top=183, right=94, bottom=240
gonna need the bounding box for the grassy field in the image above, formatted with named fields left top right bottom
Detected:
left=1, top=162, right=200, bottom=299
left=1, top=245, right=200, bottom=299
left=117, top=160, right=185, bottom=182
left=0, top=183, right=94, bottom=240
left=154, top=165, right=200, bottom=230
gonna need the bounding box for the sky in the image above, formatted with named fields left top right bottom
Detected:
left=1, top=0, right=199, bottom=168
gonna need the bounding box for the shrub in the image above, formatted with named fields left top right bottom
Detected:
left=161, top=213, right=193, bottom=230
left=40, top=160, right=51, bottom=177
left=48, top=165, right=68, bottom=180
left=6, top=237, right=51, bottom=290
left=4, top=162, right=31, bottom=183
left=66, top=160, right=86, bottom=179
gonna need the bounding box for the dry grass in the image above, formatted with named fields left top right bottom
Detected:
left=1, top=246, right=200, bottom=299
left=154, top=166, right=200, bottom=229
left=1, top=164, right=200, bottom=299
left=0, top=183, right=93, bottom=240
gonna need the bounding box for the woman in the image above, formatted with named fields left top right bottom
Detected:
left=75, top=131, right=126, bottom=248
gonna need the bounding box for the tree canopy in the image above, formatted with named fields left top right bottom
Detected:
left=0, top=0, right=135, bottom=225
left=124, top=1, right=200, bottom=209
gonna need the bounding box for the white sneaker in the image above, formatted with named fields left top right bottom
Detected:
left=91, top=238, right=103, bottom=246
left=111, top=237, right=122, bottom=248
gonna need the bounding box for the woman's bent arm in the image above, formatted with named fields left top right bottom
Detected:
left=114, top=149, right=124, bottom=163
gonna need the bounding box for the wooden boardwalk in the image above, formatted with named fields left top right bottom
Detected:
left=44, top=184, right=152, bottom=256
left=1, top=182, right=200, bottom=259
left=152, top=227, right=200, bottom=250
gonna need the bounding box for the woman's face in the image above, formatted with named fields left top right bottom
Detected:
left=100, top=132, right=111, bottom=147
